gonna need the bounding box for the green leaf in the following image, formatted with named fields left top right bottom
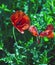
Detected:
left=44, top=37, right=49, bottom=42
left=30, top=0, right=35, bottom=3
left=2, top=4, right=5, bottom=9
left=47, top=17, right=53, bottom=25
left=0, top=42, right=3, bottom=50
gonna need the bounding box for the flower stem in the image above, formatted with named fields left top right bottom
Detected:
left=13, top=27, right=17, bottom=43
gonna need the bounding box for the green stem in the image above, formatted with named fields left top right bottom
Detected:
left=13, top=27, right=17, bottom=43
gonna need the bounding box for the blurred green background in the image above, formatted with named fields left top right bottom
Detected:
left=0, top=0, right=55, bottom=65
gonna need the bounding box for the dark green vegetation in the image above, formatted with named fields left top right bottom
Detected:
left=0, top=0, right=55, bottom=65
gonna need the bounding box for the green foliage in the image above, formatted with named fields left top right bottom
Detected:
left=0, top=0, right=55, bottom=65
left=44, top=37, right=49, bottom=42
left=0, top=4, right=11, bottom=12
left=0, top=41, right=3, bottom=50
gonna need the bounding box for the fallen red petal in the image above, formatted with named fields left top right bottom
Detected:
left=28, top=26, right=39, bottom=37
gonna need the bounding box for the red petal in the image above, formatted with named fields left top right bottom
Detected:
left=10, top=11, right=23, bottom=24
left=39, top=31, right=46, bottom=37
left=28, top=26, right=39, bottom=37
left=44, top=30, right=52, bottom=36
left=39, top=30, right=54, bottom=38
left=39, top=30, right=52, bottom=37
left=47, top=32, right=54, bottom=38
left=46, top=24, right=54, bottom=31
left=10, top=11, right=30, bottom=34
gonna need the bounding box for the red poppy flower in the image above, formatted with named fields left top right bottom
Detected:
left=46, top=24, right=54, bottom=31
left=28, top=26, right=39, bottom=37
left=39, top=30, right=54, bottom=38
left=10, top=11, right=30, bottom=34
